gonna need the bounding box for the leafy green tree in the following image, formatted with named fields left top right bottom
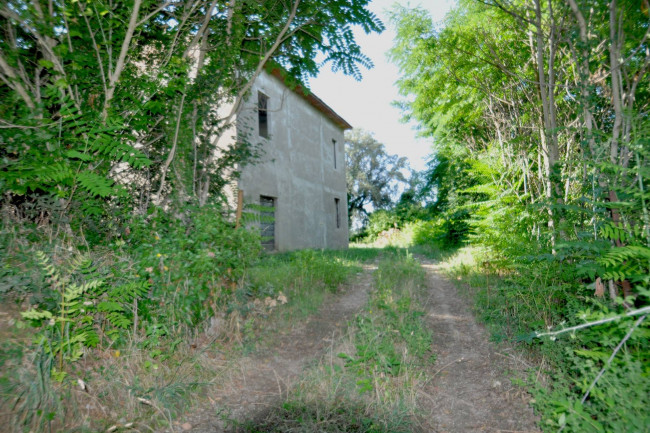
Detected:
left=389, top=0, right=649, bottom=256
left=345, top=129, right=409, bottom=225
left=0, top=0, right=384, bottom=236
left=389, top=1, right=650, bottom=430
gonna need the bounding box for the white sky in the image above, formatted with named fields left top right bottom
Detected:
left=307, top=0, right=456, bottom=172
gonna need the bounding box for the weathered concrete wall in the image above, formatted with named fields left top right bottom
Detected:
left=236, top=71, right=349, bottom=251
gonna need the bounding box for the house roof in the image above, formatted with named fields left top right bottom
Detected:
left=267, top=66, right=353, bottom=131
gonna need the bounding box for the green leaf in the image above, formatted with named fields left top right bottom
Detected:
left=97, top=301, right=123, bottom=312
left=574, top=349, right=609, bottom=361
left=65, top=150, right=92, bottom=161
left=77, top=171, right=114, bottom=197
left=21, top=309, right=54, bottom=321
left=54, top=78, right=68, bottom=88
left=38, top=59, right=55, bottom=69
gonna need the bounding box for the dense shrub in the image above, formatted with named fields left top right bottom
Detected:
left=125, top=204, right=261, bottom=327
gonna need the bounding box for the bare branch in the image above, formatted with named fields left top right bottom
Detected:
left=155, top=93, right=186, bottom=200
left=580, top=314, right=647, bottom=404
left=533, top=306, right=650, bottom=339
left=103, top=0, right=143, bottom=119
left=137, top=1, right=175, bottom=27
left=184, top=0, right=220, bottom=58
left=0, top=49, right=35, bottom=109
left=80, top=3, right=108, bottom=96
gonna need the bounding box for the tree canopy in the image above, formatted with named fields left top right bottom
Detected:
left=0, top=0, right=383, bottom=231
left=389, top=0, right=650, bottom=430
left=345, top=128, right=409, bottom=225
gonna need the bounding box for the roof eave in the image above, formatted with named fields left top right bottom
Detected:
left=267, top=67, right=352, bottom=131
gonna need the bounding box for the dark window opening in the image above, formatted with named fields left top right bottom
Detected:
left=258, top=91, right=269, bottom=138
left=259, top=195, right=275, bottom=250
left=332, top=139, right=337, bottom=169
left=335, top=198, right=340, bottom=229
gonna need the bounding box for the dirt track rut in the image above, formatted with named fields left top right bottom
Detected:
left=172, top=264, right=376, bottom=432
left=171, top=259, right=540, bottom=433
left=417, top=261, right=539, bottom=433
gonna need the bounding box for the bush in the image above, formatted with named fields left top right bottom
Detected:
left=366, top=210, right=402, bottom=239
left=1, top=203, right=263, bottom=431
left=405, top=210, right=470, bottom=249
left=125, top=203, right=261, bottom=327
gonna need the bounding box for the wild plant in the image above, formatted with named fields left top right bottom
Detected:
left=21, top=251, right=149, bottom=378
left=249, top=252, right=431, bottom=432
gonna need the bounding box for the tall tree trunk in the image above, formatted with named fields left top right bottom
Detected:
left=533, top=0, right=562, bottom=248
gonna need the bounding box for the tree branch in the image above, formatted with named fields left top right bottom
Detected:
left=155, top=92, right=186, bottom=200
left=0, top=49, right=35, bottom=109
left=533, top=306, right=650, bottom=339
left=580, top=314, right=647, bottom=404
left=103, top=0, right=143, bottom=119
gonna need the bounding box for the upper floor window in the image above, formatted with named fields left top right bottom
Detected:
left=332, top=139, right=337, bottom=169
left=258, top=91, right=269, bottom=138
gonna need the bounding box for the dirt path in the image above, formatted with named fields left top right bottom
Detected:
left=172, top=263, right=377, bottom=432
left=170, top=257, right=540, bottom=433
left=417, top=261, right=540, bottom=433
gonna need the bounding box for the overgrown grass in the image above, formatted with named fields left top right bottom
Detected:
left=247, top=251, right=433, bottom=432
left=227, top=249, right=363, bottom=352
left=0, top=215, right=367, bottom=433
left=440, top=246, right=650, bottom=432
left=351, top=226, right=457, bottom=262
left=440, top=246, right=569, bottom=343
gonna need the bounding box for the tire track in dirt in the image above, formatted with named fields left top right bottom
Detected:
left=417, top=261, right=540, bottom=433
left=171, top=263, right=377, bottom=433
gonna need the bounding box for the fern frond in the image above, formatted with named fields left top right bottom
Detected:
left=21, top=309, right=54, bottom=321
left=77, top=170, right=115, bottom=198
left=97, top=301, right=124, bottom=312
left=106, top=312, right=131, bottom=329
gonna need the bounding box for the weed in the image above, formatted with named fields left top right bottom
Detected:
left=248, top=251, right=433, bottom=432
left=243, top=250, right=359, bottom=322
left=441, top=246, right=650, bottom=432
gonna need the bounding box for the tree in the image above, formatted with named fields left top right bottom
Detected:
left=389, top=2, right=650, bottom=429
left=389, top=0, right=649, bottom=257
left=345, top=129, right=409, bottom=226
left=0, top=0, right=384, bottom=236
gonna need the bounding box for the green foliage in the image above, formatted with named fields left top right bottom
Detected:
left=390, top=0, right=650, bottom=429
left=246, top=400, right=411, bottom=433
left=1, top=348, right=66, bottom=433
left=361, top=207, right=469, bottom=250
left=1, top=0, right=386, bottom=428
left=598, top=222, right=650, bottom=284
left=531, top=308, right=650, bottom=432
left=346, top=129, right=410, bottom=227
left=243, top=249, right=358, bottom=323
left=319, top=246, right=383, bottom=263
left=22, top=252, right=104, bottom=372
left=443, top=245, right=650, bottom=432
left=338, top=253, right=431, bottom=395
left=365, top=210, right=402, bottom=239
left=20, top=251, right=149, bottom=376
left=536, top=357, right=649, bottom=432
left=126, top=204, right=261, bottom=327
left=1, top=0, right=383, bottom=239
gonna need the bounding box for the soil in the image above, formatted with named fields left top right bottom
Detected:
left=416, top=261, right=540, bottom=433
left=169, top=259, right=540, bottom=433
left=171, top=263, right=377, bottom=433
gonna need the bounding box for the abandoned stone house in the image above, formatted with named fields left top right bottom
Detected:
left=226, top=68, right=351, bottom=251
